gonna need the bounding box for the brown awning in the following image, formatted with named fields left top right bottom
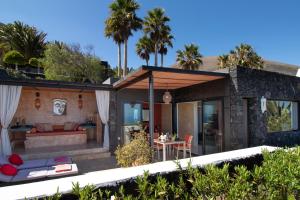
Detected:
left=113, top=66, right=228, bottom=90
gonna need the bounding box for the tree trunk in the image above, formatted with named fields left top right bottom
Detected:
left=123, top=39, right=128, bottom=77
left=154, top=43, right=158, bottom=67
left=15, top=64, right=18, bottom=71
left=118, top=42, right=121, bottom=77
left=160, top=53, right=164, bottom=67
left=146, top=59, right=149, bottom=66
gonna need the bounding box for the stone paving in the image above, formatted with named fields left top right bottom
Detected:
left=76, top=150, right=192, bottom=174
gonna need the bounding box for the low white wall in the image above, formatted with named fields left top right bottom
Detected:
left=0, top=146, right=277, bottom=200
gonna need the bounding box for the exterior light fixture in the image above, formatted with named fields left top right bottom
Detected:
left=163, top=85, right=172, bottom=104
left=261, top=96, right=266, bottom=113
left=34, top=92, right=41, bottom=110
left=78, top=94, right=83, bottom=109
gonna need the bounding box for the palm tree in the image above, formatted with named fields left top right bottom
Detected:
left=176, top=44, right=203, bottom=70
left=218, top=43, right=264, bottom=69
left=105, top=14, right=124, bottom=77
left=136, top=36, right=153, bottom=66
left=158, top=31, right=173, bottom=67
left=108, top=0, right=142, bottom=77
left=144, top=8, right=171, bottom=67
left=0, top=21, right=47, bottom=61
left=217, top=54, right=229, bottom=68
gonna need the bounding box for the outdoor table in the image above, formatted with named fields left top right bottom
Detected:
left=154, top=139, right=186, bottom=161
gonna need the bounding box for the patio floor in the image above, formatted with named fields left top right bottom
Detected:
left=76, top=150, right=193, bottom=174
left=76, top=156, right=118, bottom=174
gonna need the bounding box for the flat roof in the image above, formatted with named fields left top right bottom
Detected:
left=0, top=70, right=112, bottom=91
left=113, top=66, right=228, bottom=90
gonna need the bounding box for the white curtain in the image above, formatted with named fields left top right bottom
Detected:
left=95, top=90, right=110, bottom=148
left=0, top=85, right=22, bottom=156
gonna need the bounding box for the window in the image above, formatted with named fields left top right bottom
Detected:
left=267, top=100, right=298, bottom=132
left=123, top=103, right=142, bottom=125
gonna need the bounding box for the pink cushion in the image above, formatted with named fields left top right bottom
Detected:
left=64, top=122, right=76, bottom=131
left=55, top=164, right=72, bottom=173
left=73, top=123, right=80, bottom=131
left=35, top=123, right=45, bottom=132
left=54, top=156, right=68, bottom=163
left=0, top=164, right=18, bottom=176
left=9, top=154, right=23, bottom=166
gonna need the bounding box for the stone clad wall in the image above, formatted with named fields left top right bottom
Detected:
left=109, top=90, right=118, bottom=151
left=230, top=67, right=300, bottom=147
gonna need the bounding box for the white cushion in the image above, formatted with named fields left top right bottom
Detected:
left=47, top=164, right=78, bottom=178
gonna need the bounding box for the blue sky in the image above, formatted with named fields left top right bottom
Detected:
left=0, top=0, right=299, bottom=68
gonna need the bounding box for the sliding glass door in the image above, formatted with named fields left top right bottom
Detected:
left=123, top=103, right=142, bottom=144
left=202, top=100, right=223, bottom=154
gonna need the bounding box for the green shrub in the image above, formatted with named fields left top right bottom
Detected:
left=3, top=50, right=25, bottom=64
left=115, top=132, right=153, bottom=167
left=42, top=147, right=300, bottom=200
left=28, top=57, right=41, bottom=67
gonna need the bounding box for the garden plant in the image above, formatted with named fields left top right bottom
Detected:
left=41, top=147, right=300, bottom=200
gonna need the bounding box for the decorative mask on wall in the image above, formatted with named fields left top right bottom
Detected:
left=53, top=99, right=67, bottom=115
left=34, top=92, right=41, bottom=110
left=78, top=94, right=83, bottom=109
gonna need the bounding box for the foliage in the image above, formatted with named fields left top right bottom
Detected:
left=43, top=147, right=300, bottom=200
left=0, top=21, right=47, bottom=60
left=41, top=42, right=111, bottom=83
left=0, top=41, right=10, bottom=66
left=143, top=8, right=171, bottom=66
left=115, top=132, right=153, bottom=167
left=3, top=50, right=25, bottom=65
left=136, top=35, right=153, bottom=66
left=105, top=0, right=142, bottom=77
left=218, top=43, right=264, bottom=70
left=105, top=5, right=124, bottom=78
left=111, top=66, right=134, bottom=77
left=28, top=57, right=41, bottom=67
left=176, top=44, right=203, bottom=70
left=158, top=31, right=173, bottom=67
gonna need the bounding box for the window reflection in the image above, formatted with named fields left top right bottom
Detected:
left=267, top=100, right=298, bottom=132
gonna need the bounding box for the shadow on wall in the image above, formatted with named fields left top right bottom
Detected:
left=265, top=131, right=300, bottom=147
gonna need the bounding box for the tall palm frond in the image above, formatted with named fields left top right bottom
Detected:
left=143, top=8, right=171, bottom=67
left=136, top=36, right=153, bottom=66
left=106, top=0, right=142, bottom=77
left=158, top=30, right=173, bottom=67
left=218, top=43, right=264, bottom=70
left=176, top=44, right=202, bottom=70
left=0, top=21, right=47, bottom=61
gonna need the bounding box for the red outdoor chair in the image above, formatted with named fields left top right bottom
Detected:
left=173, top=134, right=193, bottom=158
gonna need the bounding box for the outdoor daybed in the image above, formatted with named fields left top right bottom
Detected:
left=25, top=123, right=87, bottom=149
left=0, top=156, right=78, bottom=183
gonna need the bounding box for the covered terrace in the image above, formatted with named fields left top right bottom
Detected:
left=113, top=66, right=228, bottom=157
left=0, top=71, right=113, bottom=164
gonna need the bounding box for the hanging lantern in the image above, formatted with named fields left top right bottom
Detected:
left=34, top=92, right=41, bottom=110
left=163, top=91, right=172, bottom=104
left=78, top=94, right=83, bottom=109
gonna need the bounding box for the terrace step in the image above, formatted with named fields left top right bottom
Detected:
left=20, top=146, right=111, bottom=161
